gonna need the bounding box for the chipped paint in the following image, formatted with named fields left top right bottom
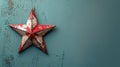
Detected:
left=8, top=0, right=13, bottom=10
left=2, top=55, right=14, bottom=67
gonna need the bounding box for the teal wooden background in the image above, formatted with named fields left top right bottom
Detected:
left=0, top=0, right=120, bottom=67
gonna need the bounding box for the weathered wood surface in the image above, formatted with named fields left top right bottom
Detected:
left=0, top=0, right=120, bottom=67
left=0, top=0, right=64, bottom=67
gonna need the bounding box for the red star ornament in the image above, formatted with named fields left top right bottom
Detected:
left=9, top=8, right=55, bottom=54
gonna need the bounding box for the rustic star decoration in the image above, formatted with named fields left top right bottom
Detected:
left=9, top=8, right=55, bottom=54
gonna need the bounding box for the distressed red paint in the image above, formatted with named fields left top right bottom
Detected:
left=26, top=27, right=31, bottom=33
left=18, top=42, right=23, bottom=53
left=9, top=8, right=55, bottom=54
left=28, top=8, right=35, bottom=19
left=32, top=24, right=54, bottom=33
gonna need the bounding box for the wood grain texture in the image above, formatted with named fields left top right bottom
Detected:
left=0, top=0, right=120, bottom=67
left=0, top=0, right=63, bottom=67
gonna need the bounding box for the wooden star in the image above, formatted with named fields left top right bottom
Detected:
left=9, top=8, right=55, bottom=54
